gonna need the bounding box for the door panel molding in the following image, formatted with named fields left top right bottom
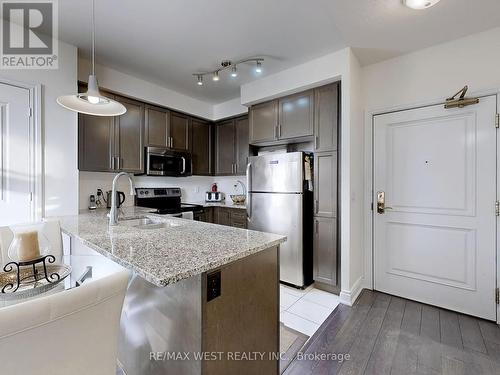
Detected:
left=384, top=222, right=476, bottom=291
left=385, top=112, right=476, bottom=216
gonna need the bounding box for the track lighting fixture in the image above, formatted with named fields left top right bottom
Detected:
left=193, top=57, right=264, bottom=86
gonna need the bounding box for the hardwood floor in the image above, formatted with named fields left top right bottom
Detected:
left=284, top=290, right=500, bottom=375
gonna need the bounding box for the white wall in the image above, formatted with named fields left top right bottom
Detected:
left=0, top=41, right=79, bottom=217
left=361, top=26, right=500, bottom=288
left=212, top=98, right=248, bottom=120
left=241, top=48, right=348, bottom=105
left=363, top=26, right=500, bottom=112
left=78, top=58, right=213, bottom=120
left=241, top=47, right=363, bottom=304
left=348, top=50, right=365, bottom=296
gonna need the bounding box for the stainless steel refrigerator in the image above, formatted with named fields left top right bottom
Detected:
left=247, top=152, right=313, bottom=288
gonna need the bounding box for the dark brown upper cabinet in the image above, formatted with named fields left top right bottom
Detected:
left=190, top=119, right=212, bottom=175
left=215, top=115, right=249, bottom=176
left=235, top=116, right=249, bottom=175
left=78, top=109, right=115, bottom=172
left=79, top=94, right=144, bottom=174
left=278, top=90, right=314, bottom=140
left=114, top=96, right=144, bottom=173
left=249, top=101, right=278, bottom=144
left=169, top=112, right=190, bottom=150
left=314, top=83, right=339, bottom=152
left=145, top=105, right=169, bottom=147
left=249, top=91, right=313, bottom=145
left=215, top=119, right=236, bottom=175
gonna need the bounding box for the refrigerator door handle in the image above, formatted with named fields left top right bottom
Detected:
left=246, top=162, right=252, bottom=220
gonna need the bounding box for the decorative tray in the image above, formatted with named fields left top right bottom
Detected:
left=0, top=257, right=72, bottom=301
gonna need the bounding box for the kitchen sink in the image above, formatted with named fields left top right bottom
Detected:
left=118, top=217, right=182, bottom=230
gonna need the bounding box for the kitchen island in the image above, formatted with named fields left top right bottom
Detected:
left=58, top=207, right=286, bottom=375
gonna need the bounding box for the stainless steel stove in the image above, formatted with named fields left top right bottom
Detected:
left=135, top=188, right=204, bottom=218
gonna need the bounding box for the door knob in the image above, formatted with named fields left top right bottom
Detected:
left=377, top=191, right=393, bottom=214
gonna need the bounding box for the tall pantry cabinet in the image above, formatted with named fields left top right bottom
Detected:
left=313, top=83, right=339, bottom=291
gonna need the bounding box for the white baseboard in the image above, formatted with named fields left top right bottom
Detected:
left=339, top=276, right=364, bottom=306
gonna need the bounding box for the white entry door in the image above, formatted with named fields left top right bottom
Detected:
left=373, top=95, right=497, bottom=320
left=0, top=83, right=33, bottom=226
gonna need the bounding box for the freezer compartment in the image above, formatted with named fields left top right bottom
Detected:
left=248, top=192, right=305, bottom=286
left=248, top=152, right=304, bottom=193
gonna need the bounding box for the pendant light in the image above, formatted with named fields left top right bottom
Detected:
left=57, top=0, right=126, bottom=116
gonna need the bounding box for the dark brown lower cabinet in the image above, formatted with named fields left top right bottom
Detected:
left=198, top=207, right=247, bottom=229
left=195, top=207, right=213, bottom=223
left=313, top=217, right=337, bottom=288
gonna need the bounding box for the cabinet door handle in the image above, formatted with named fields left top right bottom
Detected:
left=111, top=157, right=115, bottom=170
left=315, top=136, right=319, bottom=150
left=315, top=220, right=319, bottom=234
left=274, top=125, right=278, bottom=139
left=278, top=124, right=282, bottom=138
left=170, top=137, right=174, bottom=148
left=315, top=199, right=319, bottom=214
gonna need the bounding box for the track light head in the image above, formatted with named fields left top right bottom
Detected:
left=255, top=61, right=262, bottom=74
left=231, top=65, right=238, bottom=78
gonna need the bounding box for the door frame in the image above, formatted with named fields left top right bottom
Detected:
left=363, top=88, right=500, bottom=322
left=0, top=77, right=42, bottom=222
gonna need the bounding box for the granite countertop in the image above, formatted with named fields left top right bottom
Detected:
left=187, top=201, right=246, bottom=210
left=57, top=207, right=285, bottom=287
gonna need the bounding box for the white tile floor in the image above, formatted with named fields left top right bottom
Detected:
left=279, top=284, right=340, bottom=338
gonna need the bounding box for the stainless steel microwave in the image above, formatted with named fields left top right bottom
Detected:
left=145, top=147, right=192, bottom=177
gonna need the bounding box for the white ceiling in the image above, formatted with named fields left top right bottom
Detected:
left=58, top=0, right=500, bottom=104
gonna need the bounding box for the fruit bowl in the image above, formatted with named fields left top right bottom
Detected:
left=230, top=195, right=246, bottom=205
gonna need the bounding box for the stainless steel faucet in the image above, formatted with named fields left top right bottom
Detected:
left=109, top=172, right=136, bottom=226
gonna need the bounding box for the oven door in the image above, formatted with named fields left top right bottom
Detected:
left=146, top=148, right=192, bottom=177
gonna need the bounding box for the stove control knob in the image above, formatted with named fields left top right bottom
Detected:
left=145, top=191, right=149, bottom=195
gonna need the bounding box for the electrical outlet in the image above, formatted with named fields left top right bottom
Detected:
left=206, top=271, right=221, bottom=302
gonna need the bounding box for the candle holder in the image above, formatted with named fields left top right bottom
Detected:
left=1, top=255, right=61, bottom=294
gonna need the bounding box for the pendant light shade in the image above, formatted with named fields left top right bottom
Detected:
left=57, top=0, right=126, bottom=116
left=57, top=75, right=126, bottom=116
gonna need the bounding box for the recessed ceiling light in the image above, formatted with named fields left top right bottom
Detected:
left=197, top=75, right=203, bottom=86
left=212, top=71, right=219, bottom=81
left=403, top=0, right=441, bottom=10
